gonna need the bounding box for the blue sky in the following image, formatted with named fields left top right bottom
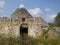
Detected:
left=0, top=0, right=60, bottom=22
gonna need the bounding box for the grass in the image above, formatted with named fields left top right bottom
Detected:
left=0, top=35, right=60, bottom=45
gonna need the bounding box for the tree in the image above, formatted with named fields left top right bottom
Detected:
left=48, top=23, right=54, bottom=27
left=54, top=13, right=60, bottom=27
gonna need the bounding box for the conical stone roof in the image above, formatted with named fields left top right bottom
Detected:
left=40, top=17, right=48, bottom=26
left=11, top=8, right=33, bottom=19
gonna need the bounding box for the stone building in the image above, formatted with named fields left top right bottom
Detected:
left=0, top=8, right=48, bottom=38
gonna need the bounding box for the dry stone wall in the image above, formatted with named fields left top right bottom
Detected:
left=0, top=17, right=43, bottom=38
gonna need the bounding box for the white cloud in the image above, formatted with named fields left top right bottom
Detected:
left=45, top=8, right=50, bottom=12
left=0, top=0, right=5, bottom=8
left=47, top=14, right=57, bottom=22
left=19, top=4, right=24, bottom=8
left=28, top=8, right=42, bottom=17
left=49, top=14, right=57, bottom=20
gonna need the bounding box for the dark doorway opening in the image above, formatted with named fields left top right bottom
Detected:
left=20, top=24, right=28, bottom=36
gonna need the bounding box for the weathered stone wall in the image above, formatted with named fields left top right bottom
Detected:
left=0, top=17, right=43, bottom=38
left=28, top=17, right=42, bottom=38
left=0, top=18, right=11, bottom=37
left=11, top=17, right=42, bottom=38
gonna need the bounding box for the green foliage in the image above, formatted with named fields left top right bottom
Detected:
left=48, top=23, right=55, bottom=27
left=54, top=12, right=60, bottom=27
left=48, top=23, right=56, bottom=30
left=0, top=36, right=60, bottom=45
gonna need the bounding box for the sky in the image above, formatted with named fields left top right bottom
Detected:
left=0, top=0, right=60, bottom=22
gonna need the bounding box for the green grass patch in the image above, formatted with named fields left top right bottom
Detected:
left=0, top=35, right=60, bottom=45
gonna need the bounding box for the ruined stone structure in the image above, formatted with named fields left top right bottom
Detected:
left=0, top=8, right=48, bottom=38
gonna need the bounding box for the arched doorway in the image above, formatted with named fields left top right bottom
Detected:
left=20, top=23, right=28, bottom=36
